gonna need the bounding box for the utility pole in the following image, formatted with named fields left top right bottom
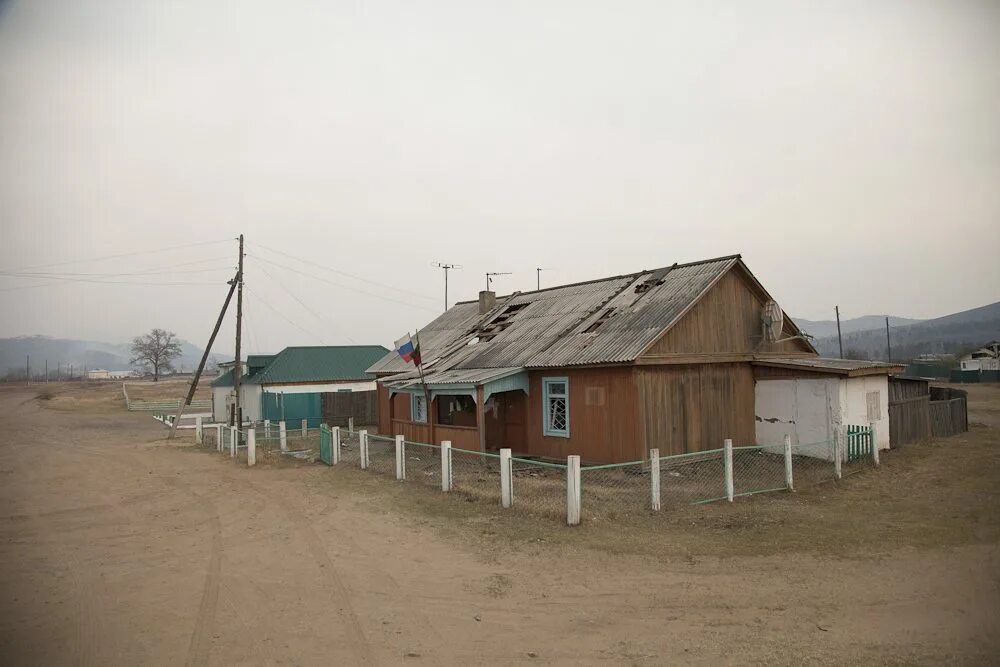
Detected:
left=26, top=355, right=29, bottom=386
left=885, top=316, right=892, bottom=362
left=431, top=262, right=462, bottom=311
left=57, top=362, right=60, bottom=381
left=233, top=234, right=245, bottom=427
left=835, top=306, right=844, bottom=359
left=45, top=359, right=48, bottom=383
left=486, top=271, right=511, bottom=291
left=168, top=270, right=240, bottom=439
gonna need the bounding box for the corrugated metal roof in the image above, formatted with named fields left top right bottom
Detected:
left=383, top=367, right=523, bottom=389
left=366, top=255, right=741, bottom=375
left=753, top=357, right=906, bottom=375
left=248, top=345, right=390, bottom=385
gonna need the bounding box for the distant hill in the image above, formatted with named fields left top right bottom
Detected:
left=795, top=315, right=924, bottom=340
left=0, top=335, right=227, bottom=378
left=807, top=301, right=1000, bottom=360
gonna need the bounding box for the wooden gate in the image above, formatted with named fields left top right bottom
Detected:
left=845, top=425, right=873, bottom=462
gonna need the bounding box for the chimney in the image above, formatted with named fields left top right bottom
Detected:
left=478, top=290, right=496, bottom=315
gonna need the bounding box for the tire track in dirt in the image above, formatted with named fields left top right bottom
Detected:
left=239, top=479, right=377, bottom=666
left=182, top=504, right=222, bottom=667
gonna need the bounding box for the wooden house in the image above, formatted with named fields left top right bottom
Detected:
left=367, top=255, right=896, bottom=463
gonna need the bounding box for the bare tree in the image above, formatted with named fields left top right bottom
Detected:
left=130, top=329, right=182, bottom=382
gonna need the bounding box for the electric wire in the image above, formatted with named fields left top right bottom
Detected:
left=246, top=285, right=329, bottom=345
left=251, top=243, right=438, bottom=303
left=247, top=252, right=438, bottom=313
left=253, top=261, right=358, bottom=344
left=0, top=238, right=233, bottom=273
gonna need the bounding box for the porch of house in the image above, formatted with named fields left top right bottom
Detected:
left=384, top=368, right=531, bottom=455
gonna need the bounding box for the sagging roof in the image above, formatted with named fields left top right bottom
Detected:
left=368, top=255, right=756, bottom=375
left=247, top=345, right=389, bottom=385
left=753, top=357, right=906, bottom=377
left=383, top=367, right=524, bottom=390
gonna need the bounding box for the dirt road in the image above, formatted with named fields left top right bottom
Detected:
left=1, top=387, right=998, bottom=665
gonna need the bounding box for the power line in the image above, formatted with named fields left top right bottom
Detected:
left=253, top=261, right=358, bottom=344
left=0, top=256, right=234, bottom=279
left=247, top=252, right=439, bottom=313
left=0, top=276, right=220, bottom=291
left=246, top=285, right=329, bottom=345
left=253, top=243, right=438, bottom=303
left=0, top=238, right=232, bottom=273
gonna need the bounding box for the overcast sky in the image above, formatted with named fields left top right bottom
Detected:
left=1, top=0, right=998, bottom=354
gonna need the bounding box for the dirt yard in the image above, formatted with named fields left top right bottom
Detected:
left=0, top=382, right=998, bottom=665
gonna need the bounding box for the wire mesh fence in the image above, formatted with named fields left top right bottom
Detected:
left=732, top=445, right=788, bottom=498
left=580, top=461, right=649, bottom=519
left=509, top=457, right=567, bottom=518
left=405, top=441, right=443, bottom=489
left=449, top=448, right=503, bottom=506
left=194, top=418, right=881, bottom=525
left=366, top=434, right=396, bottom=477
left=659, top=449, right=727, bottom=505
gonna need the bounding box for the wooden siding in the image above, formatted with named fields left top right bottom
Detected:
left=523, top=367, right=642, bottom=464
left=642, top=268, right=813, bottom=359
left=888, top=395, right=931, bottom=445
left=322, top=390, right=377, bottom=427
left=389, top=420, right=480, bottom=450
left=637, top=363, right=755, bottom=456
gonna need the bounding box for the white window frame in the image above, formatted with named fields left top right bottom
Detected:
left=542, top=377, right=570, bottom=437
left=411, top=393, right=428, bottom=423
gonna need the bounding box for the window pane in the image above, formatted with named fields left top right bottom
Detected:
left=548, top=397, right=567, bottom=431
left=548, top=382, right=566, bottom=395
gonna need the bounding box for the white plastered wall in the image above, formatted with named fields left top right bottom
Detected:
left=839, top=375, right=890, bottom=450
left=755, top=377, right=841, bottom=460
left=211, top=385, right=263, bottom=423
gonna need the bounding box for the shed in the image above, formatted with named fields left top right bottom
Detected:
left=246, top=346, right=389, bottom=427
left=210, top=354, right=275, bottom=424
left=752, top=358, right=905, bottom=458
left=368, top=254, right=829, bottom=463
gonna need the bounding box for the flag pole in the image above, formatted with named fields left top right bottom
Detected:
left=412, top=330, right=435, bottom=446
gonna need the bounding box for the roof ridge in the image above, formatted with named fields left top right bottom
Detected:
left=453, top=254, right=742, bottom=304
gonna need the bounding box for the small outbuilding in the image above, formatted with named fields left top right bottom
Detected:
left=752, top=358, right=905, bottom=459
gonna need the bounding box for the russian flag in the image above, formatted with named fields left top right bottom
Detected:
left=394, top=333, right=421, bottom=366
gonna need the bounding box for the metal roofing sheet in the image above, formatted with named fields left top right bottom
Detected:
left=249, top=345, right=390, bottom=384
left=753, top=358, right=905, bottom=373
left=366, top=255, right=739, bottom=374
left=383, top=367, right=523, bottom=389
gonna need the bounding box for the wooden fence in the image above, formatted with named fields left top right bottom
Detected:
left=322, top=390, right=377, bottom=427
left=888, top=385, right=968, bottom=445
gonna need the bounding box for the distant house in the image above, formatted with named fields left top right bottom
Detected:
left=210, top=346, right=389, bottom=425
left=367, top=255, right=901, bottom=464
left=959, top=342, right=1000, bottom=372
left=87, top=369, right=110, bottom=380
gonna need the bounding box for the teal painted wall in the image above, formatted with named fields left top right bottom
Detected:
left=262, top=392, right=324, bottom=427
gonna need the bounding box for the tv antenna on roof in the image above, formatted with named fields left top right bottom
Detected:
left=535, top=267, right=553, bottom=291
left=431, top=262, right=462, bottom=311
left=486, top=271, right=511, bottom=291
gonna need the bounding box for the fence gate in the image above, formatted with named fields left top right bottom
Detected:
left=845, top=425, right=873, bottom=462
left=319, top=424, right=333, bottom=466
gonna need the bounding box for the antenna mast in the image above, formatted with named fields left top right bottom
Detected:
left=431, top=262, right=462, bottom=311
left=486, top=271, right=512, bottom=291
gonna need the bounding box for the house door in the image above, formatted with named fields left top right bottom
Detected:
left=485, top=391, right=526, bottom=452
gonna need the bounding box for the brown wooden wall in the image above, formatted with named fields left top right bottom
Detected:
left=643, top=268, right=813, bottom=358
left=522, top=366, right=643, bottom=463
left=321, top=390, right=377, bottom=427
left=637, top=363, right=756, bottom=456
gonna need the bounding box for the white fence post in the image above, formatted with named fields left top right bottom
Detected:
left=264, top=419, right=271, bottom=439
left=723, top=438, right=734, bottom=502
left=784, top=434, right=794, bottom=490
left=301, top=419, right=308, bottom=438
left=279, top=421, right=287, bottom=452
left=650, top=448, right=661, bottom=511
left=359, top=430, right=369, bottom=469
left=216, top=424, right=223, bottom=452
left=395, top=435, right=406, bottom=480
left=441, top=441, right=452, bottom=492
left=230, top=426, right=237, bottom=458
left=500, top=448, right=513, bottom=508
left=195, top=416, right=203, bottom=444
left=567, top=455, right=581, bottom=526
left=869, top=421, right=879, bottom=466
left=834, top=426, right=843, bottom=479
left=332, top=426, right=341, bottom=464
left=247, top=428, right=256, bottom=466
left=348, top=417, right=354, bottom=435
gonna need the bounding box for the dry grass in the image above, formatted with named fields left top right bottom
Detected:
left=8, top=377, right=211, bottom=414
left=291, top=385, right=1000, bottom=562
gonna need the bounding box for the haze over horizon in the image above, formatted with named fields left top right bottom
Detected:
left=2, top=1, right=998, bottom=353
